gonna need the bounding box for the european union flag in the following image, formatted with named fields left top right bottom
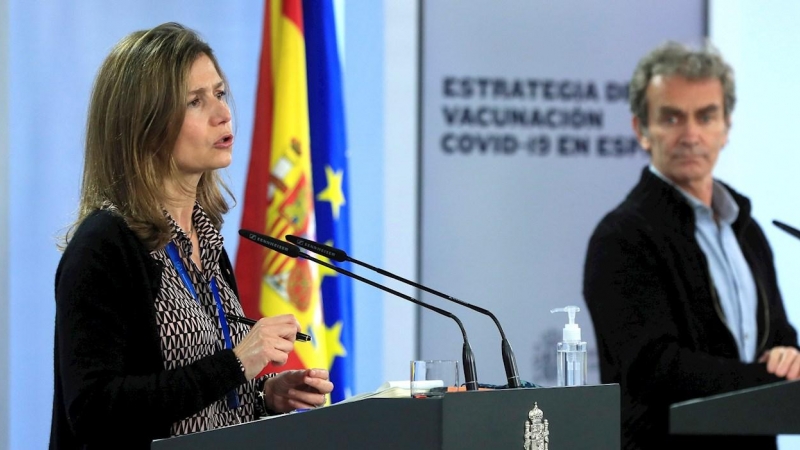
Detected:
left=304, top=0, right=354, bottom=403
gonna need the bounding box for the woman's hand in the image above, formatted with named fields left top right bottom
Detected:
left=233, top=314, right=300, bottom=380
left=263, top=369, right=334, bottom=413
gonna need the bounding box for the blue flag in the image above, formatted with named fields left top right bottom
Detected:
left=304, top=0, right=354, bottom=402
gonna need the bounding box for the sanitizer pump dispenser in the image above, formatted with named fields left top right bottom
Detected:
left=550, top=305, right=587, bottom=386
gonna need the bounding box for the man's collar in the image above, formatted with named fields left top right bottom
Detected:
left=648, top=164, right=738, bottom=224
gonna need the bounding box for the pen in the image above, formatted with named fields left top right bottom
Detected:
left=228, top=315, right=312, bottom=342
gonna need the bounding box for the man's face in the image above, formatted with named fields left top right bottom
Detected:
left=634, top=74, right=729, bottom=191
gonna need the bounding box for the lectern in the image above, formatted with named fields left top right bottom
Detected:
left=670, top=379, right=800, bottom=436
left=152, top=384, right=619, bottom=449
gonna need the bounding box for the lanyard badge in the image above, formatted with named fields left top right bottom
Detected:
left=166, top=241, right=241, bottom=410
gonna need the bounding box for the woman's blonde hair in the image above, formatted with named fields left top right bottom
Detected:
left=65, top=22, right=233, bottom=250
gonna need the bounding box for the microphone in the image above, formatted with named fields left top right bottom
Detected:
left=773, top=220, right=800, bottom=240
left=238, top=229, right=480, bottom=391
left=285, top=234, right=522, bottom=389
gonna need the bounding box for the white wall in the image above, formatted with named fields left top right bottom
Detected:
left=0, top=0, right=10, bottom=448
left=710, top=2, right=800, bottom=448
left=381, top=0, right=419, bottom=382
left=342, top=0, right=385, bottom=394
left=417, top=0, right=703, bottom=386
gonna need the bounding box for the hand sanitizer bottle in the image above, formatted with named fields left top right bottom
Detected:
left=550, top=306, right=587, bottom=386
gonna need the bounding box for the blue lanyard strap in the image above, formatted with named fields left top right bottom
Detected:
left=209, top=277, right=235, bottom=351
left=165, top=242, right=198, bottom=302
left=165, top=241, right=241, bottom=409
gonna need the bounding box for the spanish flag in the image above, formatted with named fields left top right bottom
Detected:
left=236, top=0, right=353, bottom=402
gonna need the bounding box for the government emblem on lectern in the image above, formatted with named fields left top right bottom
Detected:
left=523, top=402, right=549, bottom=450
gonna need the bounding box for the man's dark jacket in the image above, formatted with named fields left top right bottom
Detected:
left=583, top=168, right=798, bottom=449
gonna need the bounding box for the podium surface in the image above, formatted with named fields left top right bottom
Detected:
left=670, top=379, right=800, bottom=436
left=153, top=384, right=619, bottom=449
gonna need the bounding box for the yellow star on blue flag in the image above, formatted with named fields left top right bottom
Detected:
left=306, top=0, right=353, bottom=404
left=317, top=166, right=346, bottom=220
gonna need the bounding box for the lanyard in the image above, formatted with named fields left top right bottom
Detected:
left=165, top=241, right=240, bottom=410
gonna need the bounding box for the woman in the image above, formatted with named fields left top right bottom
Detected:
left=51, top=22, right=333, bottom=449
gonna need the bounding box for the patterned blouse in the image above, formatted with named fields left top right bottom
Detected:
left=149, top=203, right=266, bottom=436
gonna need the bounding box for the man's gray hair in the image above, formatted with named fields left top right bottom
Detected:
left=630, top=41, right=735, bottom=132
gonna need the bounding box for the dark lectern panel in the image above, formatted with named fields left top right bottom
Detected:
left=441, top=385, right=619, bottom=449
left=670, top=379, right=800, bottom=435
left=152, top=398, right=440, bottom=450
left=153, top=384, right=620, bottom=449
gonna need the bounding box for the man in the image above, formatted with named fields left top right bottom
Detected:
left=583, top=41, right=800, bottom=449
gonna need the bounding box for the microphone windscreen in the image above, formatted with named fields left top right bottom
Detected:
left=239, top=229, right=300, bottom=258
left=285, top=234, right=347, bottom=262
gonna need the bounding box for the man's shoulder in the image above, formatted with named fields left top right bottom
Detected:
left=592, top=168, right=697, bottom=239
left=591, top=196, right=651, bottom=238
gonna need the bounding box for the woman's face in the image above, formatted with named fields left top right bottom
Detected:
left=172, top=54, right=234, bottom=178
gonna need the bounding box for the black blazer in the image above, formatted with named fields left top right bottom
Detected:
left=50, top=210, right=247, bottom=450
left=583, top=168, right=798, bottom=449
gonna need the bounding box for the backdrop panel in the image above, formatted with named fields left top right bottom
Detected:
left=419, top=0, right=705, bottom=386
